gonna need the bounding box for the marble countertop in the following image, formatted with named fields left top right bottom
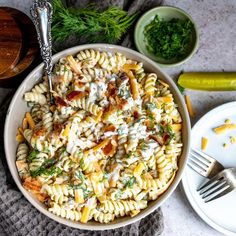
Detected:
left=0, top=0, right=235, bottom=235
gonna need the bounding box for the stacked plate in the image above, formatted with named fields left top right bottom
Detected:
left=0, top=7, right=39, bottom=87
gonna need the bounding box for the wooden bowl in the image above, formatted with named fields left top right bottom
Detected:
left=0, top=7, right=39, bottom=87
left=0, top=9, right=22, bottom=75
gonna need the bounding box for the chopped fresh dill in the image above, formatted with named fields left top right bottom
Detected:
left=52, top=0, right=138, bottom=44
left=28, top=149, right=39, bottom=161
left=124, top=176, right=136, bottom=188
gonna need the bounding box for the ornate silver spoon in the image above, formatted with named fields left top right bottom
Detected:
left=31, top=0, right=54, bottom=104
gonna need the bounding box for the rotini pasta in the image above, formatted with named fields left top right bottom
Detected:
left=16, top=49, right=182, bottom=224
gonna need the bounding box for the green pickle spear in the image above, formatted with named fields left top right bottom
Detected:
left=178, top=72, right=236, bottom=91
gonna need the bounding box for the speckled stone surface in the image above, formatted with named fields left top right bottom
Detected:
left=0, top=0, right=235, bottom=235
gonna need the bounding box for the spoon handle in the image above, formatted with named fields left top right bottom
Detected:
left=31, top=0, right=53, bottom=103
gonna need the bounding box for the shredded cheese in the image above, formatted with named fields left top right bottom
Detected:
left=201, top=137, right=208, bottom=151
left=156, top=96, right=173, bottom=103
left=171, top=123, right=182, bottom=131
left=26, top=112, right=35, bottom=130
left=230, top=136, right=236, bottom=144
left=125, top=70, right=140, bottom=100
left=213, top=124, right=236, bottom=134
left=185, top=95, right=195, bottom=118
left=134, top=163, right=145, bottom=177
left=16, top=134, right=25, bottom=142
left=223, top=143, right=228, bottom=148
left=81, top=206, right=91, bottom=223
left=123, top=63, right=142, bottom=71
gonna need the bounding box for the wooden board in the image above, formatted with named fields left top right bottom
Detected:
left=0, top=7, right=39, bottom=82
left=0, top=9, right=22, bottom=75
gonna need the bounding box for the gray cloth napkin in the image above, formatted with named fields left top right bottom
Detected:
left=0, top=0, right=165, bottom=235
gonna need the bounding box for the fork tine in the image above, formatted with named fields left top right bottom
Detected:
left=197, top=174, right=221, bottom=192
left=202, top=180, right=227, bottom=198
left=187, top=162, right=207, bottom=176
left=199, top=180, right=220, bottom=195
left=191, top=150, right=211, bottom=166
left=189, top=156, right=208, bottom=171
left=192, top=148, right=214, bottom=162
left=204, top=185, right=232, bottom=203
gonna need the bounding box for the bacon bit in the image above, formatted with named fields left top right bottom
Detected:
left=149, top=135, right=164, bottom=146
left=104, top=125, right=116, bottom=132
left=115, top=96, right=128, bottom=110
left=66, top=91, right=86, bottom=101
left=55, top=96, right=68, bottom=107
left=23, top=177, right=41, bottom=192
left=163, top=133, right=170, bottom=144
left=34, top=127, right=46, bottom=137
left=133, top=111, right=140, bottom=119
left=53, top=123, right=63, bottom=133
left=102, top=138, right=117, bottom=157
left=78, top=75, right=85, bottom=80
left=108, top=82, right=117, bottom=96
left=102, top=140, right=114, bottom=156
left=74, top=81, right=86, bottom=88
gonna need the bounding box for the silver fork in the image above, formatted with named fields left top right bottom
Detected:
left=188, top=149, right=224, bottom=178
left=197, top=167, right=236, bottom=203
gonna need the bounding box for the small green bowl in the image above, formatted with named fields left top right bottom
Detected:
left=134, top=6, right=199, bottom=67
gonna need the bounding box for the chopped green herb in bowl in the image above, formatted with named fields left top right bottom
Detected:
left=144, top=15, right=194, bottom=60
left=134, top=6, right=199, bottom=67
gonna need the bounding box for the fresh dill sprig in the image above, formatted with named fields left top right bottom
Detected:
left=52, top=0, right=138, bottom=43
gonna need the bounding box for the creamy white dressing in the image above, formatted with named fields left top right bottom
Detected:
left=118, top=123, right=129, bottom=135
left=88, top=82, right=98, bottom=103
left=108, top=164, right=121, bottom=182
left=99, top=99, right=109, bottom=107
left=103, top=131, right=117, bottom=138
left=96, top=81, right=107, bottom=99
left=140, top=140, right=159, bottom=159
left=66, top=122, right=80, bottom=153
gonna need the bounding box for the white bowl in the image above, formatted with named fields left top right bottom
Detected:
left=4, top=44, right=191, bottom=230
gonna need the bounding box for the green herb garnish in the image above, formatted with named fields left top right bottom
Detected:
left=144, top=15, right=194, bottom=60
left=28, top=149, right=39, bottom=161
left=115, top=189, right=122, bottom=200
left=30, top=166, right=61, bottom=178
left=52, top=0, right=138, bottom=44
left=166, top=124, right=176, bottom=142
left=124, top=176, right=136, bottom=188
left=146, top=102, right=156, bottom=111
left=30, top=158, right=59, bottom=177
left=103, top=172, right=109, bottom=181
left=80, top=158, right=85, bottom=169
left=71, top=184, right=91, bottom=199
left=75, top=170, right=85, bottom=182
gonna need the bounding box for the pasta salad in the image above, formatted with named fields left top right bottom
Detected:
left=15, top=49, right=183, bottom=224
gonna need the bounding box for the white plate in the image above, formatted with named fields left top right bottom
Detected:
left=182, top=101, right=236, bottom=236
